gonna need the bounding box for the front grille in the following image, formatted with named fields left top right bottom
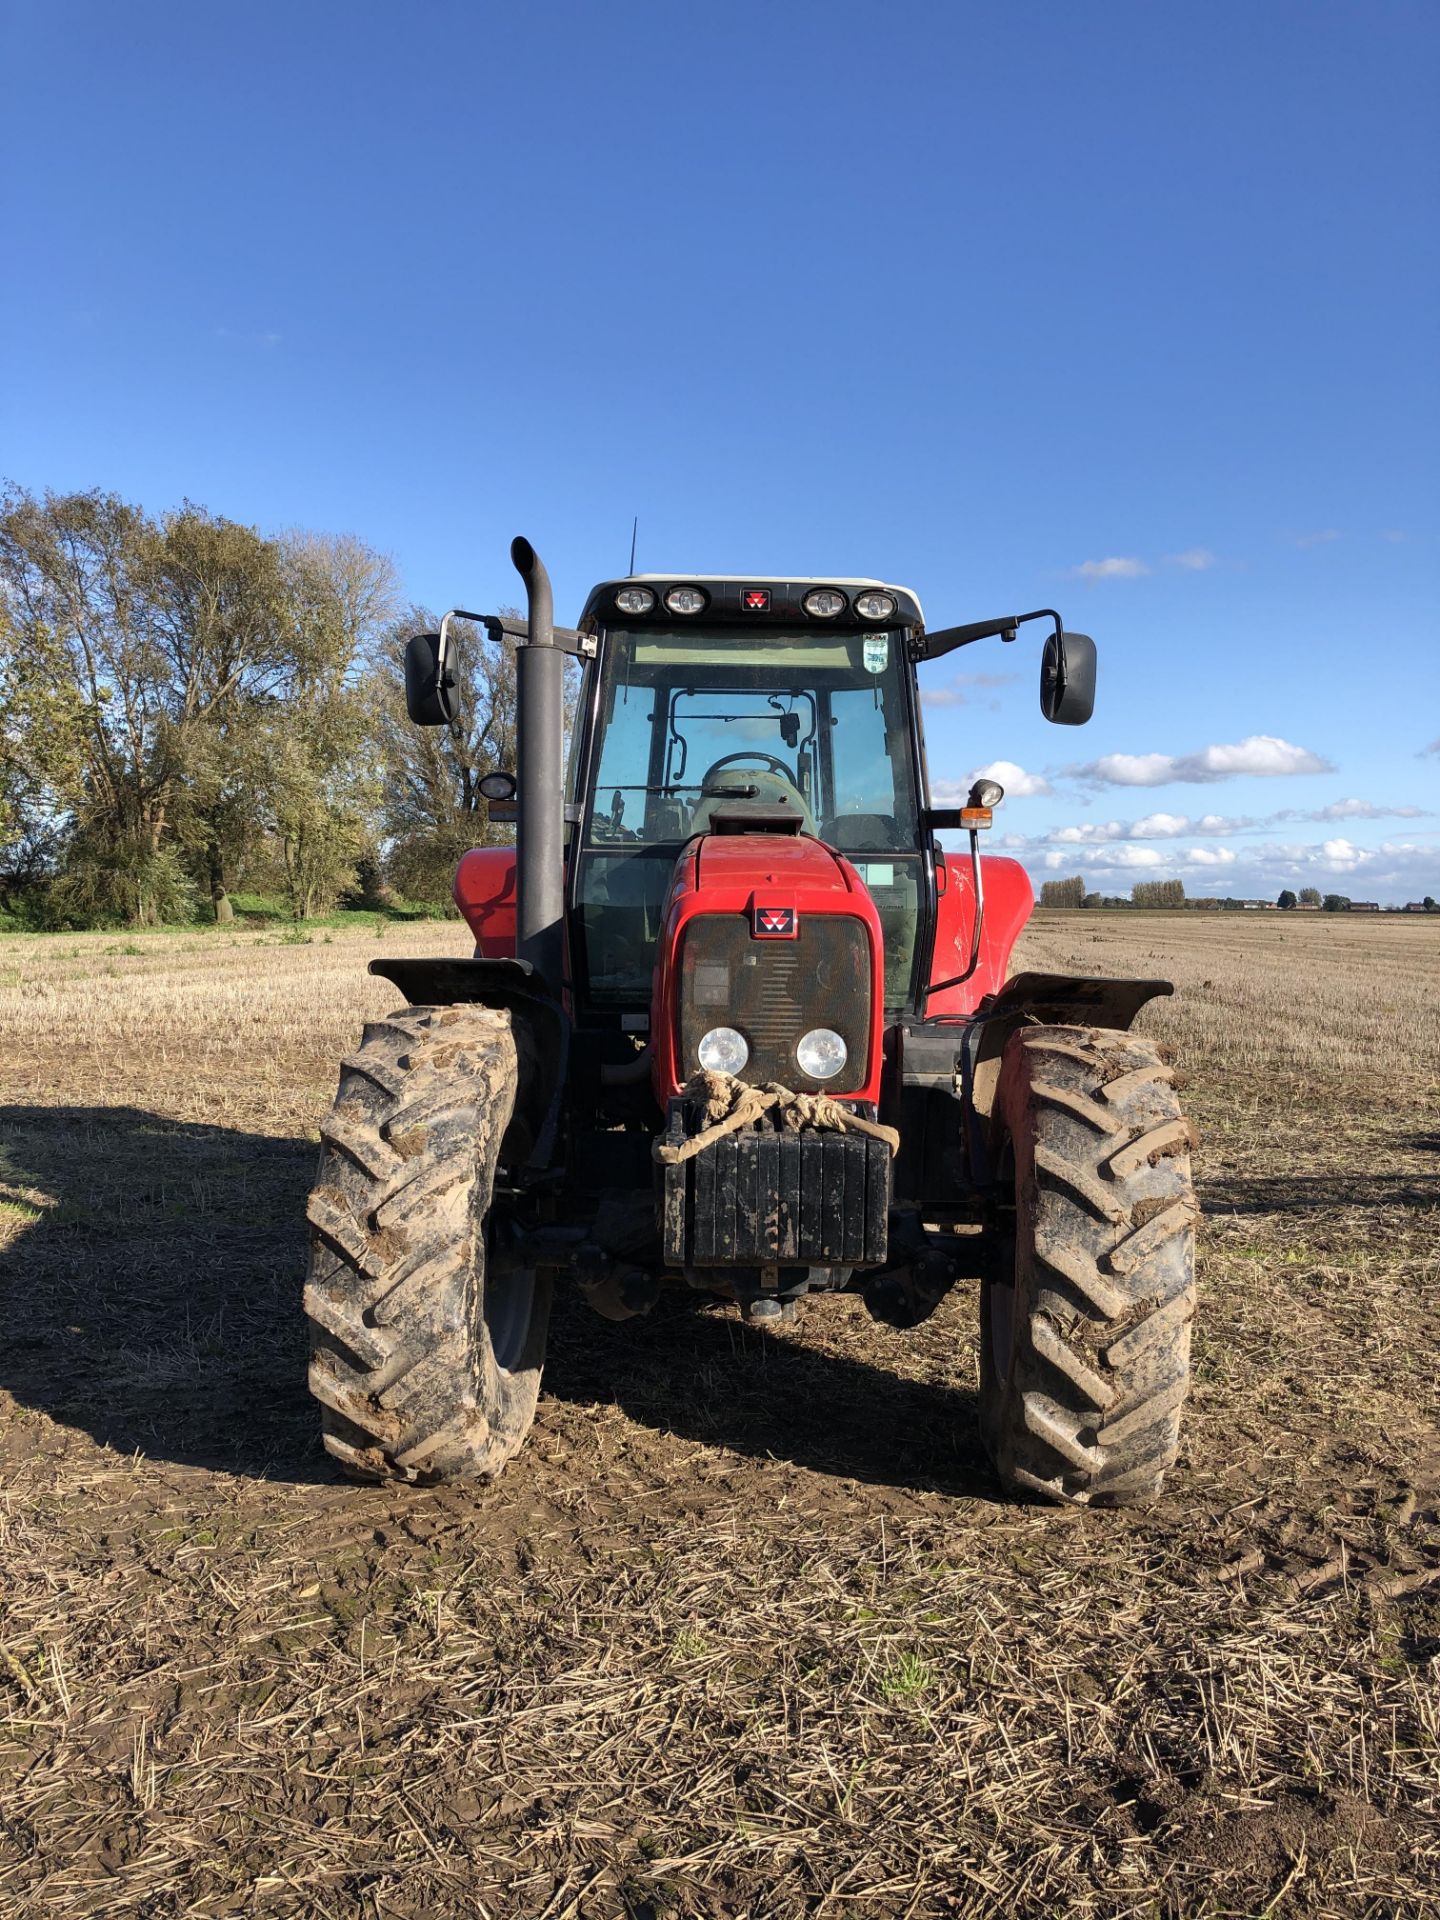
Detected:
left=678, top=913, right=871, bottom=1090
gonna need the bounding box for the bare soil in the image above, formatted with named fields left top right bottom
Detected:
left=0, top=911, right=1436, bottom=1917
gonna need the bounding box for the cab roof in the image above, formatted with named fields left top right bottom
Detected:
left=578, top=576, right=926, bottom=632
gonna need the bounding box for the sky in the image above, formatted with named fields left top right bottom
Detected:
left=2, top=0, right=1437, bottom=903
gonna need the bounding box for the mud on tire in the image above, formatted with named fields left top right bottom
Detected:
left=980, top=1024, right=1197, bottom=1506
left=304, top=1004, right=551, bottom=1484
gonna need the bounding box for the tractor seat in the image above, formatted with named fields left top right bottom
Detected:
left=823, top=812, right=903, bottom=851
left=688, top=770, right=817, bottom=838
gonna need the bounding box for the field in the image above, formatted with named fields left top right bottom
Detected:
left=1, top=910, right=1436, bottom=1918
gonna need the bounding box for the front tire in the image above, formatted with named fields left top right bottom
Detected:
left=304, top=1005, right=550, bottom=1483
left=980, top=1024, right=1196, bottom=1505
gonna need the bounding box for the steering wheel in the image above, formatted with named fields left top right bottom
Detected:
left=702, top=751, right=795, bottom=784
left=694, top=753, right=816, bottom=835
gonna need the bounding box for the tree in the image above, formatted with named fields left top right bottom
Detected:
left=0, top=486, right=397, bottom=925
left=1424, top=896, right=1436, bottom=912
left=1132, top=878, right=1186, bottom=908
left=1322, top=893, right=1351, bottom=912
left=1040, top=875, right=1085, bottom=908
left=1299, top=887, right=1322, bottom=907
left=1277, top=889, right=1298, bottom=910
left=0, top=487, right=176, bottom=919
left=260, top=532, right=397, bottom=919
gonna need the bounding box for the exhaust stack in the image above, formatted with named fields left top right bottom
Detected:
left=510, top=536, right=566, bottom=996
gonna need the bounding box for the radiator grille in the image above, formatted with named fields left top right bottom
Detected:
left=678, top=913, right=871, bottom=1091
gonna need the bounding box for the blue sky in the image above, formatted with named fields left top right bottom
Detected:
left=3, top=0, right=1436, bottom=901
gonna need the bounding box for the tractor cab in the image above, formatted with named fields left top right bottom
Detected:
left=569, top=579, right=927, bottom=1014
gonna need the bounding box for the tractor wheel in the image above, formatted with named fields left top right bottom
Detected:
left=980, top=1023, right=1196, bottom=1505
left=304, top=1004, right=550, bottom=1484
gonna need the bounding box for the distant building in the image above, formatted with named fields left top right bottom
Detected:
left=1350, top=902, right=1380, bottom=913
left=1404, top=902, right=1429, bottom=913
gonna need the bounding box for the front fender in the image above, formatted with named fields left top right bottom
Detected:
left=962, top=971, right=1174, bottom=1181
left=367, top=957, right=567, bottom=1171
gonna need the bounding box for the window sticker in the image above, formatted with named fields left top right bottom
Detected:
left=862, top=635, right=889, bottom=674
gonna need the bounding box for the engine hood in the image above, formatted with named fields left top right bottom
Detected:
left=693, top=831, right=865, bottom=898
left=650, top=830, right=886, bottom=1104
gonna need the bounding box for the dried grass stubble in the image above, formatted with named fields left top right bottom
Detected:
left=0, top=914, right=1437, bottom=1915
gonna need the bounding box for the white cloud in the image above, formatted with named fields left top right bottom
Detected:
left=1046, top=811, right=1199, bottom=844
left=1020, top=837, right=1438, bottom=905
left=1042, top=845, right=1165, bottom=871
left=1038, top=800, right=1428, bottom=844
left=1079, top=750, right=1176, bottom=786
left=1165, top=548, right=1217, bottom=571
left=1071, top=556, right=1149, bottom=582
left=1309, top=797, right=1427, bottom=822
left=1073, top=734, right=1334, bottom=788
left=1290, top=529, right=1341, bottom=548
left=1320, top=837, right=1363, bottom=868
left=1130, top=810, right=1193, bottom=837
left=1381, top=529, right=1408, bottom=544
left=933, top=759, right=1052, bottom=802
left=1422, top=740, right=1440, bottom=758
left=973, top=758, right=1051, bottom=798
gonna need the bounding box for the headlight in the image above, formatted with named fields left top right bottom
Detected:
left=854, top=590, right=895, bottom=621
left=796, top=1028, right=847, bottom=1079
left=665, top=585, right=708, bottom=616
left=697, top=1026, right=749, bottom=1075
left=614, top=586, right=655, bottom=615
left=803, top=588, right=847, bottom=618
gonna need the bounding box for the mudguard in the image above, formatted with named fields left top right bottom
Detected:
left=367, top=957, right=568, bottom=1171
left=961, top=971, right=1174, bottom=1182
left=892, top=972, right=1173, bottom=1206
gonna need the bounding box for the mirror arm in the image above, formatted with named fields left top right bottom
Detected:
left=436, top=610, right=591, bottom=689
left=919, top=607, right=1062, bottom=660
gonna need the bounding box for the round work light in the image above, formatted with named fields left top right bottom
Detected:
left=697, top=1027, right=749, bottom=1075
left=796, top=1028, right=847, bottom=1079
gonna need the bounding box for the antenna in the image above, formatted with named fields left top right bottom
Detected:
left=628, top=516, right=638, bottom=576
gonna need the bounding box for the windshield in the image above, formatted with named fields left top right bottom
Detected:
left=572, top=627, right=924, bottom=1010
left=586, top=627, right=918, bottom=848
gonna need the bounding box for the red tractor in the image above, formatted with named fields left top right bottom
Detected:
left=305, top=541, right=1196, bottom=1504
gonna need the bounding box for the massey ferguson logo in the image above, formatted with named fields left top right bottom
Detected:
left=752, top=904, right=796, bottom=937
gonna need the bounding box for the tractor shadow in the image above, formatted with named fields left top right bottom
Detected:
left=0, top=1103, right=992, bottom=1497
left=1201, top=1170, right=1439, bottom=1214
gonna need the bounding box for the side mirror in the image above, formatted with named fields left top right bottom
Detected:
left=1041, top=630, right=1096, bottom=726
left=404, top=632, right=457, bottom=727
